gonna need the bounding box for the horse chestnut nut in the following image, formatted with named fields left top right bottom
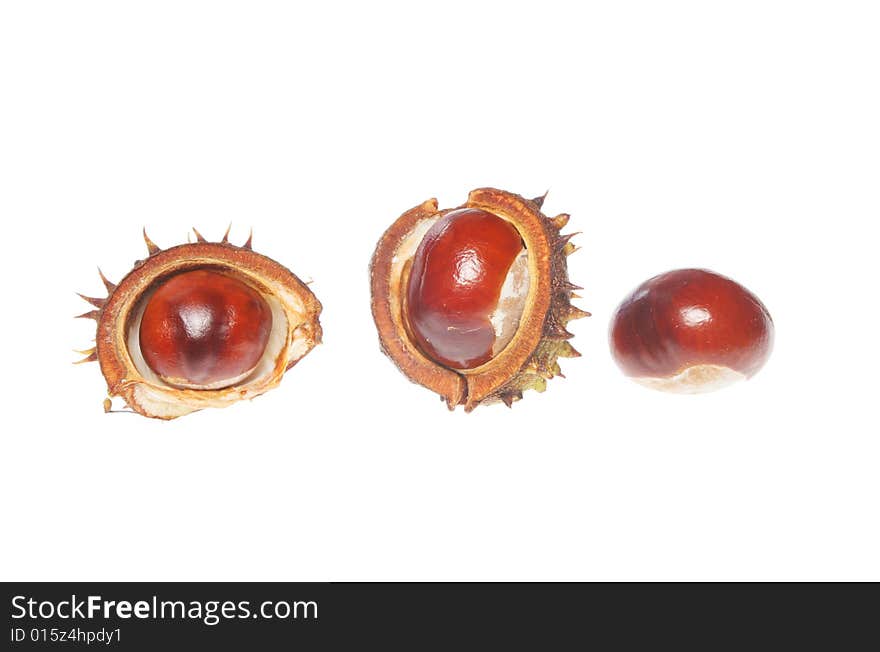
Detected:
left=139, top=269, right=273, bottom=389
left=609, top=268, right=773, bottom=393
left=406, top=208, right=526, bottom=370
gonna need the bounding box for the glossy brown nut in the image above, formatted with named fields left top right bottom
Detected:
left=406, top=208, right=524, bottom=370
left=609, top=268, right=774, bottom=393
left=139, top=269, right=273, bottom=389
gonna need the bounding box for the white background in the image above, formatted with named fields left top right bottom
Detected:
left=1, top=1, right=878, bottom=581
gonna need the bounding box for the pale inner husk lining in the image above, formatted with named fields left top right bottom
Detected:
left=489, top=249, right=529, bottom=357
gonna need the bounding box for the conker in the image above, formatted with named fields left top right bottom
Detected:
left=139, top=269, right=273, bottom=389
left=609, top=268, right=773, bottom=393
left=406, top=208, right=526, bottom=370
left=371, top=188, right=587, bottom=410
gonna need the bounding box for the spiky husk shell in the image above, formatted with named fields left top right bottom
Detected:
left=77, top=227, right=322, bottom=419
left=370, top=188, right=587, bottom=411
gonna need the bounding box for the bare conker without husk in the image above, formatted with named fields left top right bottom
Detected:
left=609, top=268, right=773, bottom=393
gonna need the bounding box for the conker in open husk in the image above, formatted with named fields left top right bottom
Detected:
left=76, top=227, right=322, bottom=419
left=370, top=188, right=588, bottom=410
left=609, top=268, right=773, bottom=393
